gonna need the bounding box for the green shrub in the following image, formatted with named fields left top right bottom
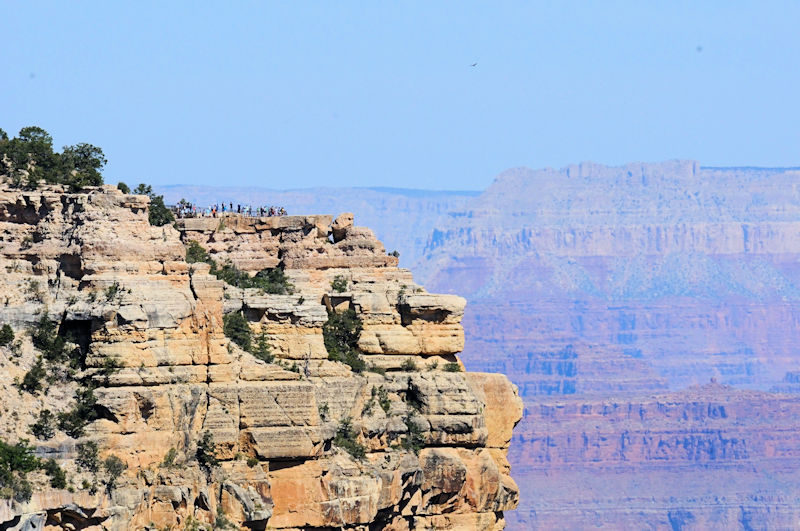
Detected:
left=29, top=314, right=81, bottom=368
left=148, top=195, right=174, bottom=227
left=196, top=431, right=219, bottom=471
left=246, top=457, right=259, bottom=468
left=0, top=324, right=13, bottom=346
left=186, top=241, right=214, bottom=265
left=161, top=447, right=178, bottom=468
left=30, top=409, right=56, bottom=440
left=223, top=312, right=252, bottom=352
left=332, top=417, right=366, bottom=459
left=117, top=182, right=130, bottom=194
left=378, top=387, right=391, bottom=414
left=401, top=415, right=425, bottom=454
left=42, top=458, right=67, bottom=489
left=400, top=358, right=418, bottom=371
left=99, top=356, right=122, bottom=385
left=252, top=267, right=294, bottom=294
left=58, top=385, right=98, bottom=438
left=21, top=357, right=46, bottom=393
left=103, top=455, right=126, bottom=491
left=0, top=439, right=40, bottom=502
left=211, top=261, right=294, bottom=294
left=323, top=309, right=365, bottom=373
left=105, top=281, right=120, bottom=301
left=366, top=364, right=386, bottom=375
left=215, top=507, right=236, bottom=530
left=252, top=330, right=273, bottom=363
left=76, top=441, right=99, bottom=473
left=212, top=262, right=250, bottom=287
left=330, top=275, right=348, bottom=293
left=443, top=362, right=462, bottom=372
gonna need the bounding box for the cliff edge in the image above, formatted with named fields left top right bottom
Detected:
left=0, top=184, right=522, bottom=530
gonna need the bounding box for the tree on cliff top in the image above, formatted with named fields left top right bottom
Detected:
left=133, top=182, right=174, bottom=226
left=0, top=126, right=106, bottom=190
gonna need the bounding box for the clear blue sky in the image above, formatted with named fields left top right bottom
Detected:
left=3, top=1, right=799, bottom=190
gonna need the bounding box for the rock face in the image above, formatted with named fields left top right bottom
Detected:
left=414, top=162, right=800, bottom=529
left=509, top=383, right=800, bottom=529
left=0, top=184, right=521, bottom=530
left=158, top=162, right=800, bottom=529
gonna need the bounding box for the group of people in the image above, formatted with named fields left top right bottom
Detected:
left=172, top=201, right=288, bottom=219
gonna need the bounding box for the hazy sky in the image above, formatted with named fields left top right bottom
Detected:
left=3, top=2, right=799, bottom=190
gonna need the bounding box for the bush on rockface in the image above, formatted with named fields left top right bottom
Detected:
left=251, top=330, right=273, bottom=363
left=186, top=240, right=213, bottom=265
left=443, top=362, right=462, bottom=372
left=76, top=441, right=99, bottom=473
left=0, top=439, right=37, bottom=502
left=0, top=324, right=14, bottom=346
left=196, top=431, right=219, bottom=472
left=223, top=312, right=275, bottom=364
left=223, top=312, right=252, bottom=352
left=401, top=415, right=426, bottom=455
left=330, top=275, right=348, bottom=293
left=133, top=183, right=174, bottom=227
left=102, top=455, right=127, bottom=492
left=58, top=385, right=99, bottom=438
left=333, top=417, right=366, bottom=459
left=186, top=240, right=294, bottom=294
left=30, top=409, right=56, bottom=440
left=323, top=309, right=365, bottom=373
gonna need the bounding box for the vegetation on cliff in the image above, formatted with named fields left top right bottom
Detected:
left=0, top=126, right=106, bottom=190
left=323, top=308, right=365, bottom=372
left=132, top=183, right=175, bottom=226
left=0, top=438, right=67, bottom=502
left=223, top=313, right=273, bottom=363
left=186, top=240, right=294, bottom=294
left=333, top=417, right=366, bottom=459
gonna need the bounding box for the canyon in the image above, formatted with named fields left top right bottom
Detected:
left=161, top=160, right=800, bottom=529
left=0, top=184, right=521, bottom=530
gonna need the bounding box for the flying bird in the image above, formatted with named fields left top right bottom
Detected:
left=470, top=62, right=478, bottom=67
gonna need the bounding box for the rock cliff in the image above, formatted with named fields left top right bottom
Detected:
left=159, top=162, right=800, bottom=529
left=0, top=184, right=522, bottom=530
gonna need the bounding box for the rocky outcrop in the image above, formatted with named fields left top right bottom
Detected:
left=0, top=185, right=521, bottom=529
left=160, top=163, right=800, bottom=530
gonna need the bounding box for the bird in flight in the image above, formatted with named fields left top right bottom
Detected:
left=470, top=62, right=478, bottom=67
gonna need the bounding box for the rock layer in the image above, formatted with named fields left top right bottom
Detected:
left=0, top=186, right=521, bottom=530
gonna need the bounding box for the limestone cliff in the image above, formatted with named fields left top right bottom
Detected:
left=0, top=184, right=522, bottom=530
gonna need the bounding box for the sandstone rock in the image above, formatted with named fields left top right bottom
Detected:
left=332, top=212, right=354, bottom=242
left=0, top=185, right=520, bottom=530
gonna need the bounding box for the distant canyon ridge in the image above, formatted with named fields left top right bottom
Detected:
left=160, top=161, right=800, bottom=529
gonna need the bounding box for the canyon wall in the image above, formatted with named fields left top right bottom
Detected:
left=0, top=184, right=521, bottom=530
left=418, top=162, right=800, bottom=529
left=161, top=161, right=800, bottom=529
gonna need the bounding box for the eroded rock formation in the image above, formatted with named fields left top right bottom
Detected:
left=0, top=185, right=521, bottom=530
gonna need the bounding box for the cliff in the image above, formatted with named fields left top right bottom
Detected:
left=0, top=184, right=522, bottom=530
left=413, top=161, right=800, bottom=529
left=510, top=383, right=800, bottom=529
left=159, top=162, right=800, bottom=529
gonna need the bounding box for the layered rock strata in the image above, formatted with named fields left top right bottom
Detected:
left=0, top=185, right=521, bottom=530
left=509, top=383, right=800, bottom=529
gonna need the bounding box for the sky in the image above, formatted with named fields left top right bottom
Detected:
left=2, top=1, right=799, bottom=191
